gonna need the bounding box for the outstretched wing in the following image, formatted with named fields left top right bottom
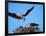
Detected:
left=8, top=6, right=34, bottom=20
left=23, top=6, right=34, bottom=16
left=8, top=12, right=22, bottom=19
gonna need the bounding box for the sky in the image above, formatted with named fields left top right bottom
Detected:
left=8, top=3, right=43, bottom=33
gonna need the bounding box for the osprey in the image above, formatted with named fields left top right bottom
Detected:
left=8, top=6, right=34, bottom=20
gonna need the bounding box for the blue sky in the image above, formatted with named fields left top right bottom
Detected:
left=8, top=3, right=43, bottom=32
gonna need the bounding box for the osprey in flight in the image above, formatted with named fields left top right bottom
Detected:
left=8, top=6, right=34, bottom=20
